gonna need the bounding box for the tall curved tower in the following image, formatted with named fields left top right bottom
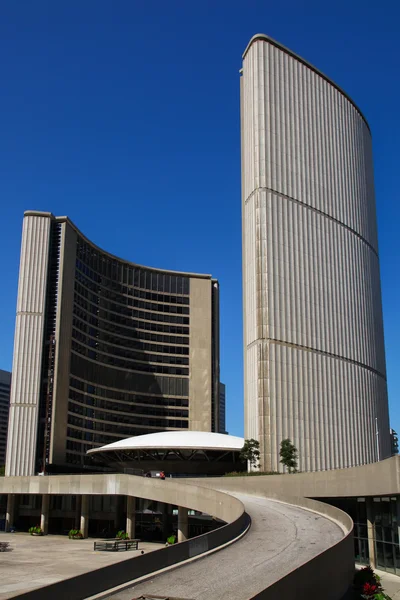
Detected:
left=6, top=212, right=220, bottom=476
left=241, top=34, right=390, bottom=471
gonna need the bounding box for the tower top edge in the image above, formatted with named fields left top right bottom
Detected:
left=242, top=33, right=371, bottom=134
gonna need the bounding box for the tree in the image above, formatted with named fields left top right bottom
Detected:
left=240, top=439, right=260, bottom=469
left=279, top=439, right=298, bottom=473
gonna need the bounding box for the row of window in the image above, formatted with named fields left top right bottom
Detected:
left=69, top=388, right=189, bottom=410
left=68, top=398, right=189, bottom=420
left=75, top=269, right=190, bottom=305
left=70, top=355, right=189, bottom=396
left=76, top=241, right=190, bottom=294
left=73, top=307, right=190, bottom=338
left=66, top=412, right=188, bottom=441
left=72, top=316, right=189, bottom=347
left=72, top=331, right=190, bottom=365
left=75, top=281, right=190, bottom=315
left=72, top=326, right=190, bottom=355
left=74, top=294, right=190, bottom=325
left=71, top=342, right=190, bottom=376
left=75, top=275, right=190, bottom=310
left=69, top=377, right=189, bottom=401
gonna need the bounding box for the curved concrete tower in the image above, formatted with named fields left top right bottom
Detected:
left=241, top=34, right=390, bottom=471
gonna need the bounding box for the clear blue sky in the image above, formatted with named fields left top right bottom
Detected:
left=0, top=1, right=399, bottom=438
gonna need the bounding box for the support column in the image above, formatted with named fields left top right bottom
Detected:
left=40, top=494, right=50, bottom=535
left=178, top=506, right=189, bottom=543
left=126, top=496, right=136, bottom=539
left=80, top=495, right=89, bottom=539
left=163, top=503, right=174, bottom=541
left=74, top=495, right=82, bottom=530
left=114, top=496, right=125, bottom=531
left=5, top=494, right=15, bottom=532
left=366, top=497, right=376, bottom=569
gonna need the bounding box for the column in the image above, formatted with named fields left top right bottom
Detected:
left=163, top=503, right=174, bottom=541
left=366, top=497, right=376, bottom=569
left=40, top=494, right=50, bottom=535
left=5, top=494, right=15, bottom=532
left=80, top=495, right=89, bottom=539
left=114, top=496, right=125, bottom=531
left=126, top=496, right=136, bottom=539
left=178, top=506, right=189, bottom=543
left=74, top=495, right=82, bottom=530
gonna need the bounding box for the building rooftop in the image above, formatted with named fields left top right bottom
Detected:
left=242, top=33, right=370, bottom=133
left=87, top=431, right=245, bottom=455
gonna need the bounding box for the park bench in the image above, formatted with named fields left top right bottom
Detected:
left=93, top=539, right=140, bottom=552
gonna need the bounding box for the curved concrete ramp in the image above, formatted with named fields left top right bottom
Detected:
left=0, top=475, right=353, bottom=600
left=106, top=493, right=348, bottom=600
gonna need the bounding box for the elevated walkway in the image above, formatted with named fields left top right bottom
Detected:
left=0, top=473, right=354, bottom=600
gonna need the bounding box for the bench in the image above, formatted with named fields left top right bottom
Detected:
left=94, top=539, right=140, bottom=552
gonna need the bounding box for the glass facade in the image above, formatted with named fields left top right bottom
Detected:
left=320, top=496, right=400, bottom=574
left=65, top=236, right=192, bottom=466
left=372, top=496, right=400, bottom=573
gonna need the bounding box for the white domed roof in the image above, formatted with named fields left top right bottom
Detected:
left=87, top=431, right=244, bottom=455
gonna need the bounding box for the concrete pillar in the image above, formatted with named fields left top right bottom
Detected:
left=366, top=497, right=376, bottom=569
left=126, top=496, right=136, bottom=539
left=5, top=494, right=15, bottom=532
left=178, top=506, right=189, bottom=543
left=40, top=494, right=50, bottom=535
left=80, top=495, right=89, bottom=539
left=114, top=496, right=125, bottom=531
left=163, top=502, right=174, bottom=541
left=74, top=495, right=82, bottom=530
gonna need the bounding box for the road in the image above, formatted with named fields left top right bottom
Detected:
left=105, top=493, right=344, bottom=600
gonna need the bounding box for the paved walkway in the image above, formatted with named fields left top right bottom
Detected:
left=373, top=570, right=400, bottom=599
left=106, top=494, right=344, bottom=600
left=0, top=533, right=164, bottom=599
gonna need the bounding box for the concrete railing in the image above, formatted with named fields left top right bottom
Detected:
left=0, top=473, right=245, bottom=523
left=194, top=455, right=400, bottom=498
left=0, top=474, right=249, bottom=600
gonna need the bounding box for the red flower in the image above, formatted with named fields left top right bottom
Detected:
left=363, top=582, right=377, bottom=595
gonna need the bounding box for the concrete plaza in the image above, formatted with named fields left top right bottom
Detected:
left=0, top=532, right=164, bottom=599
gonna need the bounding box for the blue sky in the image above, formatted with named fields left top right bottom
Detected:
left=0, top=1, right=399, bottom=437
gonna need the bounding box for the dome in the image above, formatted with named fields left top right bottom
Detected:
left=87, top=431, right=244, bottom=455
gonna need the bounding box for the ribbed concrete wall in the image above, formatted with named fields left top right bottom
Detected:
left=242, top=35, right=390, bottom=471
left=6, top=214, right=52, bottom=476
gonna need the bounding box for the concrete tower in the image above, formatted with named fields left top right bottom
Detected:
left=241, top=34, right=390, bottom=471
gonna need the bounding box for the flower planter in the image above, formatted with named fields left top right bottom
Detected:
left=31, top=533, right=43, bottom=536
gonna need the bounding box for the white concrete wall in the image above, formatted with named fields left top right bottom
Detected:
left=5, top=213, right=52, bottom=476
left=242, top=37, right=390, bottom=471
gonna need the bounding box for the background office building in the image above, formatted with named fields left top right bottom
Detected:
left=6, top=212, right=220, bottom=476
left=241, top=34, right=391, bottom=472
left=0, top=370, right=11, bottom=466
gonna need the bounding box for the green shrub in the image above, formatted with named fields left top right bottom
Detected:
left=28, top=525, right=43, bottom=535
left=116, top=530, right=130, bottom=540
left=68, top=529, right=83, bottom=539
left=223, top=470, right=279, bottom=477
